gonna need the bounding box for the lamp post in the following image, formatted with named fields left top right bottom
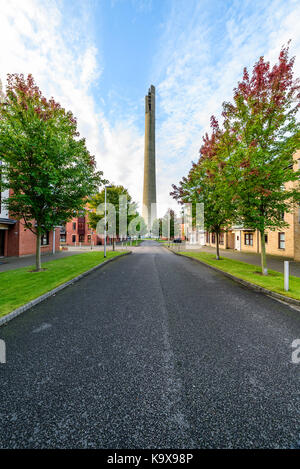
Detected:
left=104, top=185, right=112, bottom=258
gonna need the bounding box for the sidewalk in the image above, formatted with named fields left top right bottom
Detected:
left=178, top=244, right=300, bottom=278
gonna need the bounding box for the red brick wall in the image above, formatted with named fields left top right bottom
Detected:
left=64, top=217, right=102, bottom=246
left=19, top=226, right=60, bottom=256
left=6, top=219, right=60, bottom=257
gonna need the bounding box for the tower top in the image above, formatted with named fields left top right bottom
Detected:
left=145, top=84, right=155, bottom=113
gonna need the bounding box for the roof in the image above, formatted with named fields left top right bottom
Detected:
left=0, top=218, right=16, bottom=225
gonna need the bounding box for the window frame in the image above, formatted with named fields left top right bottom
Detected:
left=244, top=233, right=253, bottom=246
left=278, top=232, right=285, bottom=250
left=41, top=232, right=49, bottom=246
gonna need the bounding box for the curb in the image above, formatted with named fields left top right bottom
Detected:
left=165, top=246, right=300, bottom=308
left=0, top=251, right=132, bottom=327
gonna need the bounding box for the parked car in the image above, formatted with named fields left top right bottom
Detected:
left=173, top=238, right=182, bottom=243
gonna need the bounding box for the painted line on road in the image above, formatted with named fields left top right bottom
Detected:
left=0, top=251, right=132, bottom=328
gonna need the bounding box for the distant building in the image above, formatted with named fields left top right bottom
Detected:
left=60, top=213, right=100, bottom=247
left=60, top=209, right=122, bottom=247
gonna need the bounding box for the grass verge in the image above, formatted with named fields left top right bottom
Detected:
left=131, top=240, right=144, bottom=246
left=179, top=251, right=300, bottom=301
left=0, top=251, right=124, bottom=317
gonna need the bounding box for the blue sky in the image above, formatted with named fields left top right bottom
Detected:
left=1, top=0, right=300, bottom=215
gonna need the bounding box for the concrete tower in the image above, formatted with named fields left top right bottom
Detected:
left=142, top=85, right=157, bottom=231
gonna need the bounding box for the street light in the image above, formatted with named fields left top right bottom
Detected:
left=104, top=185, right=112, bottom=258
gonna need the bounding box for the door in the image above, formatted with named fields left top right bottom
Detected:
left=0, top=230, right=5, bottom=257
left=235, top=231, right=241, bottom=251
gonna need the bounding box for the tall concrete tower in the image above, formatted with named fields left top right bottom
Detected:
left=142, top=85, right=157, bottom=231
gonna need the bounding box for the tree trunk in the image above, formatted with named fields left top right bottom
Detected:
left=35, top=229, right=41, bottom=271
left=216, top=231, right=220, bottom=260
left=260, top=230, right=268, bottom=275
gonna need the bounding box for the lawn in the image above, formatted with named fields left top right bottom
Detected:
left=131, top=239, right=144, bottom=246
left=179, top=251, right=300, bottom=301
left=0, top=251, right=124, bottom=317
left=118, top=239, right=144, bottom=246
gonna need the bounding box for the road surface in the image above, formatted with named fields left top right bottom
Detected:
left=0, top=241, right=299, bottom=448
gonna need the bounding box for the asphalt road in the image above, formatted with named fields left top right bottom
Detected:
left=0, top=241, right=300, bottom=448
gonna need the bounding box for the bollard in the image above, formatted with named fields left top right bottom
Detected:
left=284, top=261, right=289, bottom=292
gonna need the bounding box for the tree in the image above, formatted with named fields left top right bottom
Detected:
left=0, top=74, right=104, bottom=271
left=223, top=45, right=300, bottom=274
left=151, top=218, right=161, bottom=238
left=130, top=215, right=147, bottom=238
left=171, top=118, right=237, bottom=260
left=160, top=209, right=177, bottom=240
left=88, top=185, right=139, bottom=248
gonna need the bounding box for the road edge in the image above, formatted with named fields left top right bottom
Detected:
left=165, top=246, right=300, bottom=308
left=0, top=251, right=132, bottom=327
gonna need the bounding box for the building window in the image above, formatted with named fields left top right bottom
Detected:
left=60, top=225, right=66, bottom=243
left=219, top=233, right=224, bottom=245
left=72, top=235, right=76, bottom=243
left=264, top=234, right=268, bottom=244
left=73, top=222, right=76, bottom=231
left=278, top=232, right=285, bottom=249
left=244, top=233, right=253, bottom=246
left=206, top=232, right=210, bottom=243
left=41, top=232, right=49, bottom=246
left=211, top=233, right=216, bottom=244
left=79, top=234, right=84, bottom=242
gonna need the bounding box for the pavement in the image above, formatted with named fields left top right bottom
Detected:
left=172, top=243, right=300, bottom=278
left=0, top=240, right=300, bottom=448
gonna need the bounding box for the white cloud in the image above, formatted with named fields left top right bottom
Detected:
left=0, top=0, right=145, bottom=210
left=1, top=0, right=300, bottom=218
left=153, top=0, right=300, bottom=213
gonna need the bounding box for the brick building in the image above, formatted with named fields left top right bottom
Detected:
left=205, top=150, right=300, bottom=261
left=60, top=209, right=125, bottom=247
left=0, top=188, right=60, bottom=258
left=60, top=213, right=101, bottom=247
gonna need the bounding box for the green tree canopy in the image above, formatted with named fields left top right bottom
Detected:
left=222, top=45, right=300, bottom=273
left=0, top=74, right=104, bottom=271
left=171, top=119, right=237, bottom=259
left=171, top=45, right=300, bottom=271
left=88, top=185, right=140, bottom=244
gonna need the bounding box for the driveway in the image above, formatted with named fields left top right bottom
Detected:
left=0, top=241, right=299, bottom=448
